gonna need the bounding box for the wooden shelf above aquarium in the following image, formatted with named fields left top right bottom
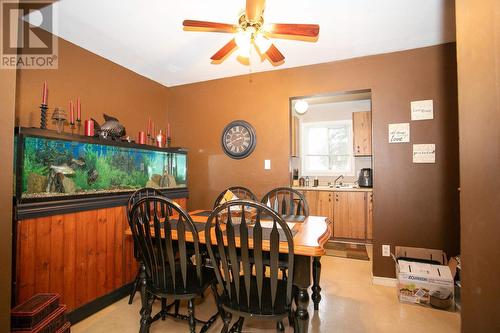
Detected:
left=15, top=127, right=187, bottom=153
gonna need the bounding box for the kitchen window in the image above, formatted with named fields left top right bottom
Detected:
left=301, top=120, right=354, bottom=176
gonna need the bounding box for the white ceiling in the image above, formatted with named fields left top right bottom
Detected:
left=39, top=0, right=455, bottom=87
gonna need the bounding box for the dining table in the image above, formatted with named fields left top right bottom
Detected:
left=127, top=209, right=331, bottom=333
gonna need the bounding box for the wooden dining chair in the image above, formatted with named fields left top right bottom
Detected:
left=261, top=187, right=309, bottom=217
left=213, top=186, right=257, bottom=208
left=129, top=196, right=218, bottom=333
left=127, top=187, right=165, bottom=305
left=205, top=200, right=296, bottom=332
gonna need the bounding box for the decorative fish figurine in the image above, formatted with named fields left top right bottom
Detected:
left=91, top=114, right=126, bottom=140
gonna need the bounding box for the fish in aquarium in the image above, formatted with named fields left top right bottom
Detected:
left=70, top=157, right=85, bottom=168
left=87, top=169, right=99, bottom=185
left=46, top=164, right=75, bottom=193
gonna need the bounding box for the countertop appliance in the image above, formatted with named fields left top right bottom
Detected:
left=358, top=168, right=373, bottom=188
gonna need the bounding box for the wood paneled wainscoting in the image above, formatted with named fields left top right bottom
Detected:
left=14, top=197, right=187, bottom=323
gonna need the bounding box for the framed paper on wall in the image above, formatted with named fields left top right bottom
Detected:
left=388, top=123, right=410, bottom=143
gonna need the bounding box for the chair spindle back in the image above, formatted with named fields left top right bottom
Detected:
left=261, top=187, right=309, bottom=217
left=129, top=196, right=202, bottom=293
left=206, top=200, right=295, bottom=314
left=213, top=186, right=257, bottom=208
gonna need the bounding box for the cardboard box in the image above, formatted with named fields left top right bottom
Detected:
left=394, top=246, right=454, bottom=309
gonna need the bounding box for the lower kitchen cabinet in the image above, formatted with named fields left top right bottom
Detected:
left=300, top=190, right=334, bottom=222
left=317, top=191, right=334, bottom=221
left=333, top=192, right=366, bottom=239
left=299, top=188, right=373, bottom=241
left=366, top=192, right=373, bottom=240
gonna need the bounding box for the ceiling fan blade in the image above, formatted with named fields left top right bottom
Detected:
left=211, top=38, right=237, bottom=61
left=246, top=0, right=266, bottom=22
left=265, top=44, right=285, bottom=63
left=268, top=23, right=320, bottom=38
left=183, top=20, right=237, bottom=33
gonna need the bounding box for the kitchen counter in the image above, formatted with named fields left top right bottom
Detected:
left=293, top=186, right=373, bottom=192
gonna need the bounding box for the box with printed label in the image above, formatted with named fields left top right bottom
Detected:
left=393, top=246, right=455, bottom=310
left=397, top=260, right=454, bottom=306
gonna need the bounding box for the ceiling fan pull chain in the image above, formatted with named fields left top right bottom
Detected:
left=248, top=47, right=253, bottom=83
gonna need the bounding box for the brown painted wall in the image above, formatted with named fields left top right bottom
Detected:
left=16, top=38, right=169, bottom=136
left=0, top=56, right=16, bottom=331
left=169, top=43, right=460, bottom=277
left=456, top=1, right=500, bottom=332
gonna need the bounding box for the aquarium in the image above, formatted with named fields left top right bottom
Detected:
left=17, top=131, right=187, bottom=200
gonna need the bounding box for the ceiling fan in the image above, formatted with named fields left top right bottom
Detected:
left=183, top=0, right=320, bottom=65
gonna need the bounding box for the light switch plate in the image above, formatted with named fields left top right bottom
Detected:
left=382, top=245, right=391, bottom=257
left=264, top=160, right=271, bottom=170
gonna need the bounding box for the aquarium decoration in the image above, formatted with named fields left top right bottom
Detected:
left=17, top=130, right=187, bottom=200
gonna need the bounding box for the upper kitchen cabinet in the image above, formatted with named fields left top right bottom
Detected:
left=353, top=111, right=372, bottom=156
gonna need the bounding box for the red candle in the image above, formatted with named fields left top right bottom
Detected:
left=156, top=130, right=163, bottom=148
left=84, top=119, right=94, bottom=136
left=167, top=123, right=171, bottom=138
left=42, top=81, right=47, bottom=105
left=147, top=117, right=151, bottom=136
left=76, top=98, right=81, bottom=121
left=138, top=131, right=146, bottom=144
left=69, top=100, right=74, bottom=124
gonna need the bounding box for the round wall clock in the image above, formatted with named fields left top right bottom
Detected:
left=221, top=120, right=257, bottom=159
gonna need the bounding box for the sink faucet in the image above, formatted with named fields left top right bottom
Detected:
left=334, top=175, right=344, bottom=187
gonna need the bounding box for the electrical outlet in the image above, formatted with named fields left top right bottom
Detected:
left=382, top=245, right=391, bottom=257
left=264, top=160, right=271, bottom=170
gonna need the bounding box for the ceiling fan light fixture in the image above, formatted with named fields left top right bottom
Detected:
left=235, top=29, right=252, bottom=58
left=254, top=33, right=272, bottom=53
left=294, top=100, right=309, bottom=114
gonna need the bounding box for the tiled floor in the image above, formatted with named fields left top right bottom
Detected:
left=72, top=248, right=460, bottom=333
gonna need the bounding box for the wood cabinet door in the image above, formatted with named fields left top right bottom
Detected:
left=333, top=192, right=350, bottom=238
left=333, top=192, right=367, bottom=239
left=353, top=111, right=372, bottom=156
left=366, top=192, right=373, bottom=240
left=348, top=192, right=366, bottom=239
left=301, top=190, right=319, bottom=215
left=317, top=191, right=334, bottom=221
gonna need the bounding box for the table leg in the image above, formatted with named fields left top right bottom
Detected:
left=296, top=287, right=310, bottom=333
left=311, top=256, right=322, bottom=310
left=293, top=255, right=311, bottom=333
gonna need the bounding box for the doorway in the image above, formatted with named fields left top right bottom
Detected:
left=288, top=90, right=373, bottom=260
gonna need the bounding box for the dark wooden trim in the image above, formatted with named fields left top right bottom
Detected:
left=67, top=282, right=134, bottom=324
left=16, top=188, right=189, bottom=220
left=15, top=127, right=187, bottom=153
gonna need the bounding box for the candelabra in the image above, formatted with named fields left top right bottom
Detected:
left=40, top=104, right=48, bottom=129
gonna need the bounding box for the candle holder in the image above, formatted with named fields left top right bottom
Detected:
left=167, top=137, right=171, bottom=148
left=76, top=119, right=82, bottom=135
left=40, top=104, right=48, bottom=129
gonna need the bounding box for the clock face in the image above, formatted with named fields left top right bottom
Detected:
left=221, top=120, right=256, bottom=159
